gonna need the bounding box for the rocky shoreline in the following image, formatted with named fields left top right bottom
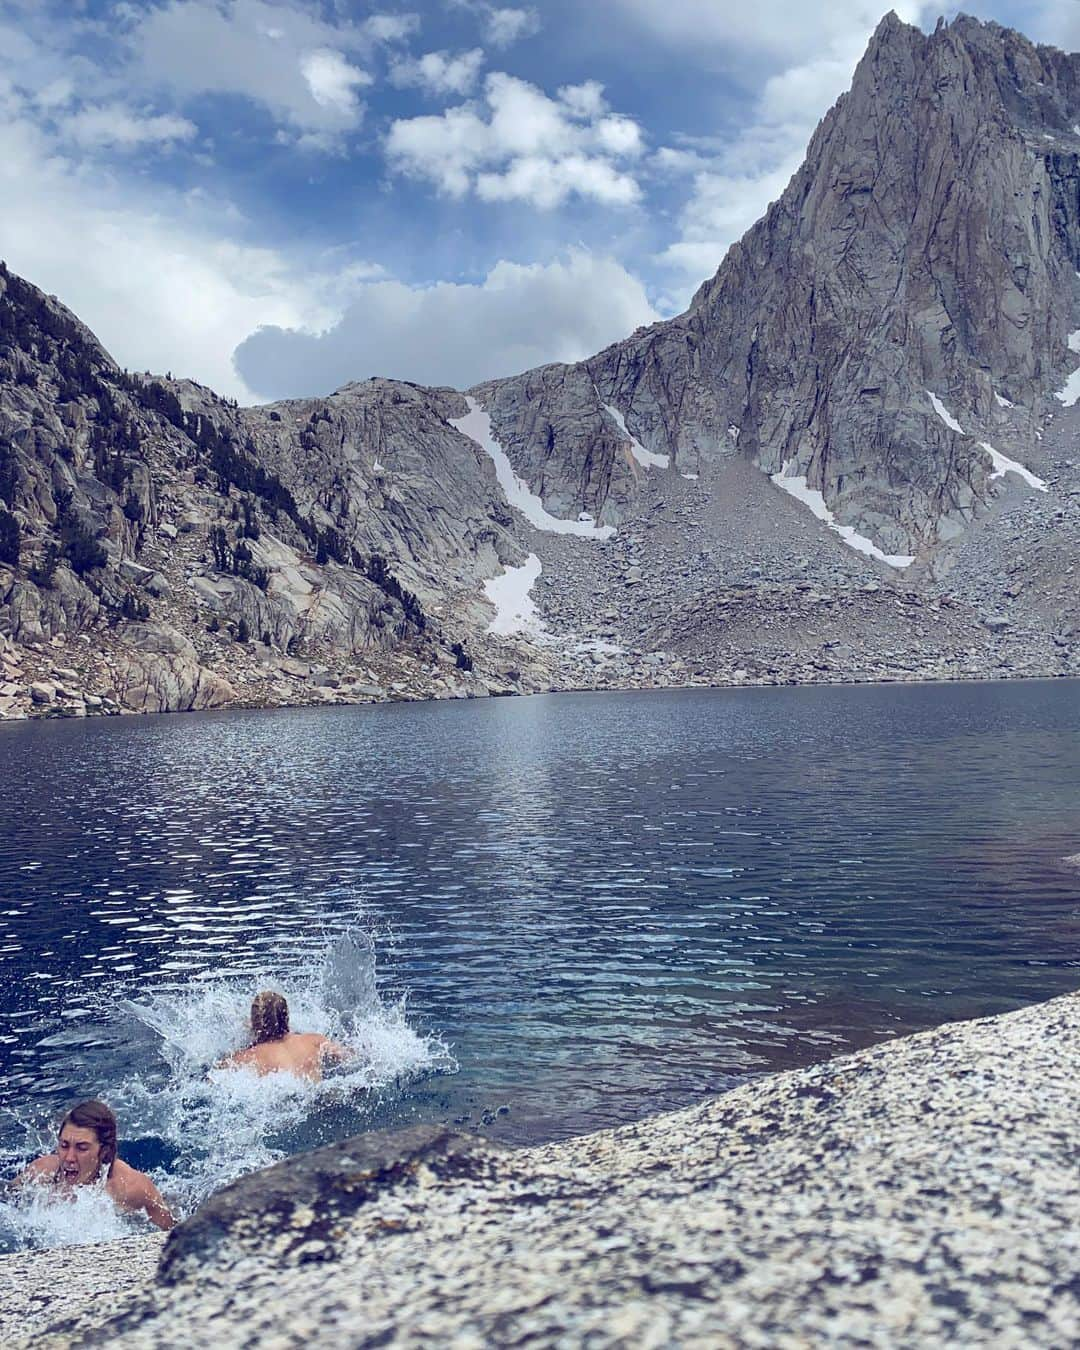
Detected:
left=4, top=991, right=1077, bottom=1347
left=1, top=614, right=1077, bottom=729
left=2, top=403, right=1076, bottom=723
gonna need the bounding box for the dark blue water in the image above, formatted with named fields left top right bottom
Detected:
left=0, top=681, right=1078, bottom=1245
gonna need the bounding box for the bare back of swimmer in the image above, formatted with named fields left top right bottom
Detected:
left=217, top=991, right=350, bottom=1082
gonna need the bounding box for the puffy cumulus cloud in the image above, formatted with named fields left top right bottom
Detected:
left=444, top=1, right=540, bottom=48
left=234, top=251, right=658, bottom=399
left=389, top=49, right=486, bottom=97
left=0, top=98, right=333, bottom=401
left=362, top=14, right=421, bottom=44
left=129, top=0, right=403, bottom=136
left=652, top=2, right=936, bottom=292
left=485, top=7, right=541, bottom=47
left=300, top=48, right=371, bottom=116
left=385, top=73, right=645, bottom=208
left=61, top=103, right=198, bottom=150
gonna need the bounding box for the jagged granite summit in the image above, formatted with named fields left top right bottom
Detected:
left=481, top=13, right=1080, bottom=551
left=1, top=13, right=1078, bottom=717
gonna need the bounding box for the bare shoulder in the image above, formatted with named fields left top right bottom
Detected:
left=108, top=1158, right=149, bottom=1201
left=219, top=1046, right=257, bottom=1068
left=14, top=1154, right=56, bottom=1186
left=108, top=1160, right=176, bottom=1229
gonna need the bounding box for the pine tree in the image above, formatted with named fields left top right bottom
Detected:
left=0, top=508, right=19, bottom=567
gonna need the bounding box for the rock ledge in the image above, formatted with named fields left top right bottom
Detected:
left=7, top=992, right=1079, bottom=1348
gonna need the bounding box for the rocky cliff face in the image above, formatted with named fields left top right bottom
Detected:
left=0, top=267, right=534, bottom=717
left=482, top=15, right=1080, bottom=559
left=1, top=13, right=1078, bottom=719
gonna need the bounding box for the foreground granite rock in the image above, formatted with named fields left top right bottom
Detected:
left=8, top=991, right=1078, bottom=1348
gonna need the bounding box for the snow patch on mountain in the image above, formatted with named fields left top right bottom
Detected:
left=927, top=392, right=965, bottom=433
left=1054, top=331, right=1080, bottom=407
left=978, top=443, right=1048, bottom=492
left=483, top=553, right=543, bottom=635
left=450, top=398, right=616, bottom=539
left=769, top=466, right=915, bottom=569
left=599, top=397, right=669, bottom=469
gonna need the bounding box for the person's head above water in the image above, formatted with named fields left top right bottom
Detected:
left=57, top=1099, right=117, bottom=1185
left=250, top=991, right=289, bottom=1044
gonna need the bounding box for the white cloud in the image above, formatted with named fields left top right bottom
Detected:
left=559, top=80, right=607, bottom=119
left=385, top=72, right=645, bottom=208
left=234, top=250, right=659, bottom=398
left=0, top=102, right=333, bottom=401
left=300, top=48, right=371, bottom=115
left=606, top=0, right=929, bottom=65
left=62, top=103, right=198, bottom=150
left=476, top=154, right=640, bottom=208
left=35, top=77, right=75, bottom=110
left=362, top=14, right=420, bottom=44
left=485, top=7, right=540, bottom=47
left=390, top=49, right=486, bottom=97
left=130, top=0, right=386, bottom=134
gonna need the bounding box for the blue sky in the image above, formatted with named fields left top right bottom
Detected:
left=0, top=0, right=1074, bottom=402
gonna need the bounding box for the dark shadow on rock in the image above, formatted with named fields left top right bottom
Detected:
left=158, top=1123, right=504, bottom=1288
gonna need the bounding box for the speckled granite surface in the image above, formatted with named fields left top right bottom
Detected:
left=0, top=1235, right=164, bottom=1344
left=5, top=992, right=1079, bottom=1348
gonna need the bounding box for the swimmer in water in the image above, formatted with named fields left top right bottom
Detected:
left=217, top=991, right=351, bottom=1082
left=13, top=1100, right=176, bottom=1231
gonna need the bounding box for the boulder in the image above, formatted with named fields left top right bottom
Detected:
left=111, top=624, right=236, bottom=713
left=111, top=651, right=236, bottom=714
left=158, top=1126, right=502, bottom=1288
left=144, top=572, right=171, bottom=598
left=119, top=560, right=155, bottom=585
left=29, top=681, right=55, bottom=704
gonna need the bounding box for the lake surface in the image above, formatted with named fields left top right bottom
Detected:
left=1, top=680, right=1078, bottom=1249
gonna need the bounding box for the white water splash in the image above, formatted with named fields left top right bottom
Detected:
left=1, top=1174, right=138, bottom=1251
left=0, top=932, right=454, bottom=1250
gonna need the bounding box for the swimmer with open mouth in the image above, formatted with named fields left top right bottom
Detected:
left=11, top=1099, right=176, bottom=1231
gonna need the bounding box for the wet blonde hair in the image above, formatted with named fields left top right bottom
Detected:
left=251, top=991, right=289, bottom=1044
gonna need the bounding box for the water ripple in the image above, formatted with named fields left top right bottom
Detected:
left=0, top=682, right=1077, bottom=1239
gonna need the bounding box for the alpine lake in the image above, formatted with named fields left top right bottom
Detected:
left=1, top=679, right=1077, bottom=1247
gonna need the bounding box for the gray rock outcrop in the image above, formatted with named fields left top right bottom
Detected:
left=479, top=15, right=1080, bottom=559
